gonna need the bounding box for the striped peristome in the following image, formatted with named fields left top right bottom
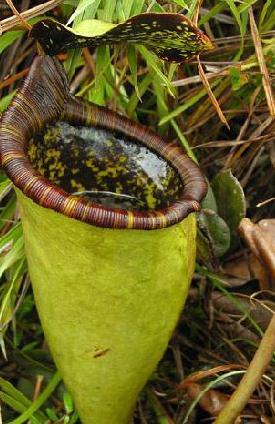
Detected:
left=0, top=56, right=207, bottom=230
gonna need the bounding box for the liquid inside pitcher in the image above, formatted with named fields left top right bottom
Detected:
left=28, top=121, right=183, bottom=211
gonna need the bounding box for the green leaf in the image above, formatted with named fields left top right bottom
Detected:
left=238, top=0, right=257, bottom=14
left=68, top=411, right=79, bottom=423
left=170, top=119, right=196, bottom=162
left=0, top=223, right=23, bottom=251
left=229, top=67, right=248, bottom=91
left=0, top=236, right=25, bottom=279
left=211, top=170, right=246, bottom=236
left=152, top=77, right=169, bottom=135
left=171, top=0, right=190, bottom=10
left=0, top=392, right=39, bottom=421
left=198, top=210, right=231, bottom=258
left=0, top=258, right=26, bottom=330
left=67, top=0, right=99, bottom=25
left=0, top=175, right=12, bottom=200
left=151, top=3, right=166, bottom=13
left=63, top=390, right=74, bottom=414
left=224, top=0, right=243, bottom=35
left=65, top=0, right=102, bottom=79
left=127, top=45, right=140, bottom=99
left=261, top=8, right=275, bottom=32
left=0, top=194, right=17, bottom=231
left=65, top=48, right=83, bottom=81
left=199, top=3, right=226, bottom=26
left=137, top=45, right=174, bottom=96
left=0, top=16, right=49, bottom=55
left=0, top=378, right=46, bottom=423
left=159, top=78, right=221, bottom=125
left=121, top=0, right=137, bottom=19
left=130, top=0, right=145, bottom=16
left=0, top=31, right=24, bottom=55
left=126, top=72, right=152, bottom=117
left=87, top=45, right=112, bottom=105
left=9, top=372, right=61, bottom=424
left=0, top=378, right=32, bottom=409
left=187, top=0, right=199, bottom=19
left=101, top=0, right=117, bottom=22
left=30, top=13, right=213, bottom=62
left=0, top=91, right=16, bottom=112
left=73, top=18, right=116, bottom=35
left=64, top=0, right=79, bottom=5
left=259, top=0, right=272, bottom=30
left=200, top=184, right=217, bottom=212
left=45, top=408, right=58, bottom=421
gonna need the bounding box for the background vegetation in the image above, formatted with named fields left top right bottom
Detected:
left=0, top=0, right=274, bottom=422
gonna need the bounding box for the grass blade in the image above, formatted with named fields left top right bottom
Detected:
left=9, top=372, right=62, bottom=424
left=249, top=8, right=275, bottom=116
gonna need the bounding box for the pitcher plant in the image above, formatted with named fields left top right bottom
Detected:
left=0, top=11, right=212, bottom=423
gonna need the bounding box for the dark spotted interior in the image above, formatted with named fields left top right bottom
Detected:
left=28, top=121, right=183, bottom=211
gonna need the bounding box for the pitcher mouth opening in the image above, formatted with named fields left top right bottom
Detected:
left=0, top=56, right=207, bottom=230
left=28, top=119, right=184, bottom=212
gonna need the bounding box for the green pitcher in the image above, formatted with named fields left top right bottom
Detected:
left=0, top=55, right=207, bottom=423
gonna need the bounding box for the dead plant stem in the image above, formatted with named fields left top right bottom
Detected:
left=214, top=313, right=275, bottom=423
left=4, top=0, right=31, bottom=31
left=0, top=0, right=63, bottom=33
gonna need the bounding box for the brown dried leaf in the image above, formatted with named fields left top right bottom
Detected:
left=211, top=291, right=275, bottom=333
left=239, top=218, right=275, bottom=289
left=250, top=254, right=271, bottom=291
left=224, top=253, right=270, bottom=288
left=178, top=364, right=244, bottom=389
left=186, top=382, right=229, bottom=416
left=223, top=257, right=251, bottom=280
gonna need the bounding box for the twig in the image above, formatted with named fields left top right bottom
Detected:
left=4, top=0, right=32, bottom=31
left=194, top=133, right=274, bottom=149
left=0, top=68, right=30, bottom=90
left=172, top=69, right=228, bottom=87
left=256, top=198, right=275, bottom=208
left=213, top=30, right=275, bottom=45
left=0, top=0, right=63, bottom=33
left=32, top=375, right=45, bottom=402
left=249, top=8, right=275, bottom=117
left=0, top=53, right=66, bottom=91
left=198, top=57, right=230, bottom=129
left=239, top=218, right=275, bottom=280
left=192, top=0, right=202, bottom=26
left=214, top=313, right=275, bottom=423
left=178, top=364, right=245, bottom=389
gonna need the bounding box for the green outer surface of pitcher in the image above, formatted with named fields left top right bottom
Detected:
left=17, top=189, right=196, bottom=423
